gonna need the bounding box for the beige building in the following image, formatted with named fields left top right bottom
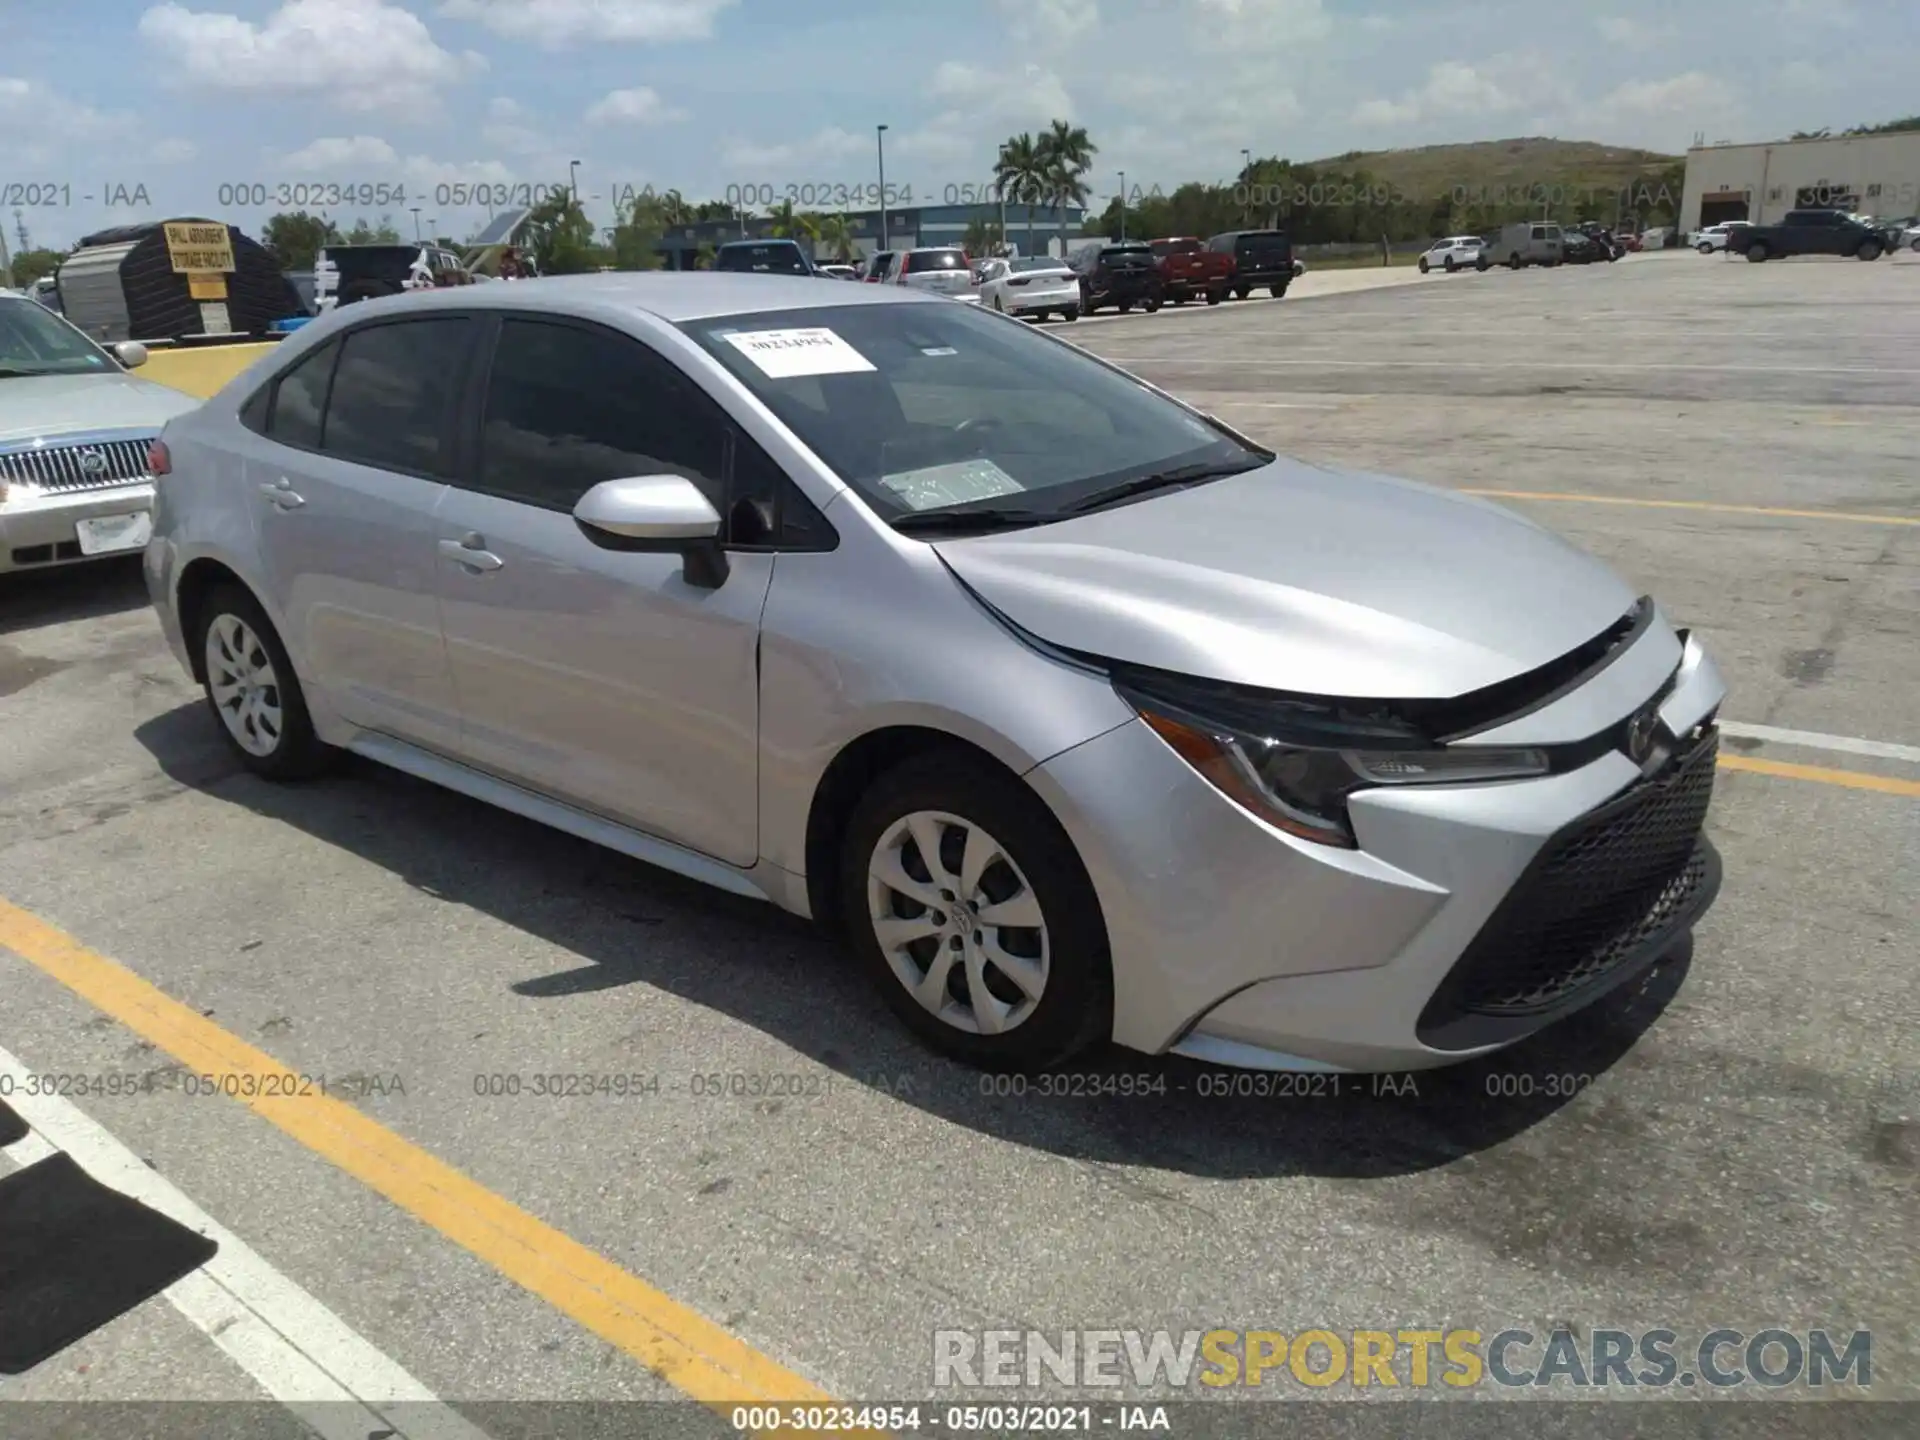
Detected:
left=1681, top=131, right=1920, bottom=230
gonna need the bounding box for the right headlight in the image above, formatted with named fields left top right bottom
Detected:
left=1114, top=673, right=1548, bottom=849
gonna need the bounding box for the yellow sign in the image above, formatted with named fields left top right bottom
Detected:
left=188, top=274, right=228, bottom=300
left=163, top=221, right=234, bottom=274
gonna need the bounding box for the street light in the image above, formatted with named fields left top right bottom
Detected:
left=1117, top=170, right=1126, bottom=242
left=1241, top=149, right=1251, bottom=225
left=569, top=160, right=581, bottom=202
left=410, top=206, right=422, bottom=241
left=876, top=124, right=890, bottom=251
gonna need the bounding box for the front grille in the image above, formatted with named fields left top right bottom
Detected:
left=0, top=438, right=154, bottom=495
left=1418, top=729, right=1720, bottom=1045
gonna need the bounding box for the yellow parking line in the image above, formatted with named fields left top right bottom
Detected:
left=1718, top=754, right=1920, bottom=797
left=0, top=897, right=875, bottom=1438
left=1462, top=489, right=1920, bottom=526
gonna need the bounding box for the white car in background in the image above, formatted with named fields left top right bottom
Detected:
left=1692, top=225, right=1741, bottom=253
left=891, top=248, right=979, bottom=303
left=1417, top=236, right=1484, bottom=273
left=977, top=256, right=1081, bottom=322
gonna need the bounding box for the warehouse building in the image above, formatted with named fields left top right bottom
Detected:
left=649, top=201, right=1084, bottom=269
left=1681, top=130, right=1920, bottom=231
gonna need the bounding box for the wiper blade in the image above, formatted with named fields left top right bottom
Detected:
left=0, top=366, right=55, bottom=378
left=890, top=506, right=1054, bottom=535
left=1065, top=460, right=1261, bottom=515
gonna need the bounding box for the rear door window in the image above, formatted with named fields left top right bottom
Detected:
left=265, top=339, right=339, bottom=449
left=319, top=318, right=473, bottom=477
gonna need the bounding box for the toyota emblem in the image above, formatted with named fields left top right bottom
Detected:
left=1627, top=706, right=1660, bottom=764
left=79, top=448, right=108, bottom=476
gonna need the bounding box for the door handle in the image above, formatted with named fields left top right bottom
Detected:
left=259, top=478, right=305, bottom=509
left=438, top=535, right=504, bottom=572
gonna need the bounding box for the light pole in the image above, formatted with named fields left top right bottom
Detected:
left=410, top=207, right=422, bottom=241
left=1117, top=170, right=1126, bottom=242
left=1241, top=149, right=1251, bottom=226
left=876, top=124, right=890, bottom=251
left=427, top=218, right=437, bottom=244
left=569, top=160, right=581, bottom=202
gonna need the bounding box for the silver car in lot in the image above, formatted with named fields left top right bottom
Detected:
left=146, top=275, right=1726, bottom=1073
left=1, top=290, right=199, bottom=575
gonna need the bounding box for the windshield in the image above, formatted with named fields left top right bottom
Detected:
left=0, top=298, right=119, bottom=377
left=1010, top=257, right=1067, bottom=273
left=679, top=302, right=1262, bottom=521
left=906, top=250, right=967, bottom=272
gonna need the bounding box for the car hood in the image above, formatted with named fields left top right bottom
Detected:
left=0, top=371, right=200, bottom=444
left=931, top=458, right=1638, bottom=699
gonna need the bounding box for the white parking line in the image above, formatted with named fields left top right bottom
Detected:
left=0, top=1044, right=490, bottom=1440
left=1717, top=721, right=1920, bottom=765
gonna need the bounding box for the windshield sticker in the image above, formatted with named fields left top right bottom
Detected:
left=722, top=327, right=875, bottom=379
left=879, top=459, right=1025, bottom=511
left=919, top=346, right=957, bottom=357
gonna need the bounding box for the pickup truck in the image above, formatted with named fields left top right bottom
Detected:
left=1734, top=209, right=1890, bottom=262
left=1149, top=236, right=1234, bottom=305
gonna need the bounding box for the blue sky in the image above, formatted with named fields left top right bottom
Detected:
left=5, top=0, right=1916, bottom=249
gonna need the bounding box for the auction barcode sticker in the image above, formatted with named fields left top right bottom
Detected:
left=722, top=327, right=876, bottom=378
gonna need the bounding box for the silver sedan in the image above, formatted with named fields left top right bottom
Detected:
left=145, top=275, right=1726, bottom=1073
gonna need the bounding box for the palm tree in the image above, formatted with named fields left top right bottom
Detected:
left=994, top=132, right=1047, bottom=255
left=1038, top=119, right=1097, bottom=255
left=814, top=211, right=854, bottom=262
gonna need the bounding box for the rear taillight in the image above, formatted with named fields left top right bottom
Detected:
left=148, top=440, right=171, bottom=476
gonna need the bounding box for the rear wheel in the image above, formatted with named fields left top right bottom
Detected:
left=1443, top=256, right=1456, bottom=273
left=1118, top=300, right=1132, bottom=313
left=1205, top=288, right=1224, bottom=305
left=1697, top=242, right=1713, bottom=254
left=1234, top=284, right=1251, bottom=300
left=1059, top=307, right=1078, bottom=321
left=1509, top=254, right=1523, bottom=269
left=1143, top=294, right=1162, bottom=313
left=992, top=293, right=1005, bottom=312
left=1269, top=283, right=1286, bottom=298
left=1746, top=242, right=1768, bottom=262
left=193, top=585, right=332, bottom=781
left=1476, top=256, right=1490, bottom=271
left=840, top=753, right=1112, bottom=1070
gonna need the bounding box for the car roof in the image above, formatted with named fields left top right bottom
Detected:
left=719, top=238, right=801, bottom=248
left=289, top=272, right=952, bottom=324
left=906, top=246, right=964, bottom=253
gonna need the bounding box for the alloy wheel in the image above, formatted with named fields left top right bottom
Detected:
left=866, top=810, right=1049, bottom=1035
left=205, top=613, right=283, bottom=757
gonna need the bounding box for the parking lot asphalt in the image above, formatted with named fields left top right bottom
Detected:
left=1, top=247, right=1916, bottom=1431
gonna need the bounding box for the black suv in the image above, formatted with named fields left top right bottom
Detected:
left=314, top=243, right=474, bottom=309
left=1066, top=241, right=1164, bottom=314
left=714, top=239, right=816, bottom=275
left=1207, top=229, right=1295, bottom=299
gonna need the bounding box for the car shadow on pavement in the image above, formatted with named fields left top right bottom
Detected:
left=0, top=557, right=150, bottom=637
left=136, top=702, right=1685, bottom=1181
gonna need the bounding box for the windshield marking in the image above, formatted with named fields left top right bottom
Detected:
left=881, top=458, right=1026, bottom=511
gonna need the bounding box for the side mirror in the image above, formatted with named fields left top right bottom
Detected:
left=572, top=474, right=729, bottom=588
left=114, top=341, right=148, bottom=368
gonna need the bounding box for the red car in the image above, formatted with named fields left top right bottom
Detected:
left=1149, top=236, right=1235, bottom=305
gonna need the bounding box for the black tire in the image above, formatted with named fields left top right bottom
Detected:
left=839, top=752, right=1112, bottom=1070
left=1509, top=254, right=1523, bottom=269
left=1205, top=289, right=1223, bottom=305
left=336, top=279, right=398, bottom=306
left=1059, top=307, right=1078, bottom=321
left=1418, top=258, right=1429, bottom=273
left=1746, top=242, right=1768, bottom=263
left=1857, top=240, right=1883, bottom=261
left=1443, top=256, right=1456, bottom=273
left=1118, top=301, right=1132, bottom=313
left=992, top=293, right=1005, bottom=313
left=1697, top=242, right=1713, bottom=255
left=1476, top=256, right=1490, bottom=271
left=1269, top=283, right=1286, bottom=298
left=1143, top=294, right=1162, bottom=313
left=1911, top=237, right=1920, bottom=253
left=192, top=584, right=333, bottom=780
left=1234, top=284, right=1251, bottom=300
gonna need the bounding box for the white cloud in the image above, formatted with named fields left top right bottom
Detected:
left=276, top=135, right=401, bottom=170
left=137, top=0, right=483, bottom=115
left=1351, top=54, right=1561, bottom=127
left=718, top=126, right=869, bottom=172
left=1595, top=16, right=1675, bottom=47
left=437, top=0, right=736, bottom=47
left=996, top=0, right=1097, bottom=48
left=150, top=137, right=199, bottom=164
left=584, top=86, right=685, bottom=126
left=1600, top=70, right=1738, bottom=117
left=1772, top=0, right=1856, bottom=26
left=0, top=75, right=188, bottom=169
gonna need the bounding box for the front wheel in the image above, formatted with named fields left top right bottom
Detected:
left=840, top=753, right=1112, bottom=1070
left=1269, top=283, right=1286, bottom=298
left=1476, top=257, right=1490, bottom=271
left=1443, top=256, right=1456, bottom=273
left=1205, top=289, right=1224, bottom=305
left=1857, top=240, right=1883, bottom=261
left=1697, top=242, right=1713, bottom=254
left=1234, top=284, right=1251, bottom=300
left=1418, top=258, right=1429, bottom=273
left=1118, top=300, right=1132, bottom=313
left=1059, top=307, right=1078, bottom=321
left=194, top=585, right=332, bottom=780
left=991, top=293, right=1005, bottom=312
left=1143, top=295, right=1162, bottom=313
left=1746, top=243, right=1768, bottom=262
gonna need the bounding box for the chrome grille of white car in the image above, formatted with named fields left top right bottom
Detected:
left=0, top=438, right=154, bottom=494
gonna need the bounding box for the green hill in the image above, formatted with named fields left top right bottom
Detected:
left=1304, top=138, right=1683, bottom=210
